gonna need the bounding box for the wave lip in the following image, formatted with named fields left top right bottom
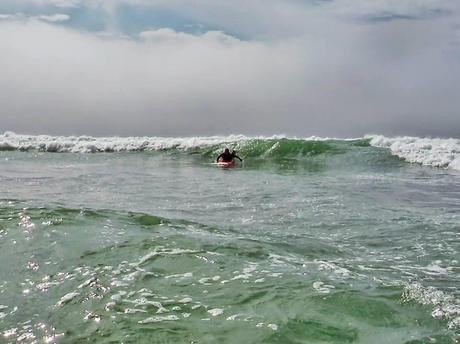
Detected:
left=0, top=132, right=362, bottom=154
left=0, top=131, right=253, bottom=153
left=368, top=135, right=460, bottom=170
left=5, top=131, right=459, bottom=171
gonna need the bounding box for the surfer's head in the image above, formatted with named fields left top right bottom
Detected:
left=224, top=148, right=230, bottom=153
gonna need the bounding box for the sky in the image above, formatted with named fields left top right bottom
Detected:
left=0, top=0, right=459, bottom=138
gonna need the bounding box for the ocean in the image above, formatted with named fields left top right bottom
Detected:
left=0, top=132, right=459, bottom=343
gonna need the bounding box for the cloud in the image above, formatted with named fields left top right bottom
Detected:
left=0, top=3, right=459, bottom=137
left=0, top=13, right=27, bottom=21
left=0, top=12, right=70, bottom=23
left=0, top=14, right=16, bottom=20
left=0, top=21, right=303, bottom=136
left=38, top=13, right=70, bottom=22
left=22, top=0, right=80, bottom=8
left=139, top=28, right=240, bottom=45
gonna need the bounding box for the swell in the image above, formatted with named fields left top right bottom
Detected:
left=0, top=202, right=240, bottom=238
left=203, top=138, right=368, bottom=159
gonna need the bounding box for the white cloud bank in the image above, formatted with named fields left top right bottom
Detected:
left=21, top=0, right=80, bottom=8
left=0, top=12, right=70, bottom=22
left=0, top=5, right=459, bottom=137
left=38, top=14, right=70, bottom=22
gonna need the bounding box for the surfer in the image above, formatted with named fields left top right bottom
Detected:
left=216, top=148, right=242, bottom=163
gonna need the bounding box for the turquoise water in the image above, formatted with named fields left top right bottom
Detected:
left=0, top=137, right=459, bottom=343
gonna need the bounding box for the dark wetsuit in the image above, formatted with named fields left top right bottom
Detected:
left=217, top=152, right=242, bottom=163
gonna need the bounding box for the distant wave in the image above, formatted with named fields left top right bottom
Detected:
left=368, top=135, right=460, bottom=171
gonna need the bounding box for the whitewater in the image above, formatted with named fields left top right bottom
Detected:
left=0, top=132, right=459, bottom=343
left=1, top=132, right=460, bottom=171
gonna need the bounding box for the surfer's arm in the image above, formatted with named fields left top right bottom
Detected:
left=234, top=155, right=243, bottom=162
left=216, top=154, right=223, bottom=162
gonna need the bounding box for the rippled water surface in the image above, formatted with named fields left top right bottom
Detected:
left=0, top=139, right=459, bottom=343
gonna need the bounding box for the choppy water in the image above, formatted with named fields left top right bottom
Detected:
left=0, top=134, right=459, bottom=343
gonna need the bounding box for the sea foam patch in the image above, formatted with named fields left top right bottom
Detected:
left=369, top=135, right=460, bottom=170
left=402, top=282, right=460, bottom=331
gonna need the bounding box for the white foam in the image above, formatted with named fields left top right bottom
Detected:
left=403, top=282, right=460, bottom=331
left=0, top=131, right=358, bottom=154
left=136, top=248, right=197, bottom=267
left=165, top=272, right=193, bottom=280
left=226, top=314, right=241, bottom=321
left=422, top=263, right=449, bottom=276
left=208, top=308, right=224, bottom=317
left=231, top=274, right=252, bottom=281
left=132, top=298, right=163, bottom=309
left=312, top=281, right=335, bottom=294
left=198, top=275, right=221, bottom=285
left=0, top=132, right=256, bottom=153
left=267, top=323, right=278, bottom=331
left=178, top=297, right=192, bottom=304
left=56, top=292, right=79, bottom=306
left=369, top=135, right=460, bottom=170
left=124, top=308, right=147, bottom=314
left=138, top=315, right=179, bottom=324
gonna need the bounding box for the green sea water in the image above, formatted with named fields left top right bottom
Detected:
left=0, top=137, right=459, bottom=343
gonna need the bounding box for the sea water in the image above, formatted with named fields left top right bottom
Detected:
left=0, top=132, right=459, bottom=343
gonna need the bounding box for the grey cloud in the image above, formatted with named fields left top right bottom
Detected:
left=358, top=13, right=418, bottom=23
left=357, top=8, right=453, bottom=24
left=0, top=3, right=459, bottom=138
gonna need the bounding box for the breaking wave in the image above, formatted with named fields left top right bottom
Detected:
left=369, top=135, right=460, bottom=171
left=1, top=132, right=460, bottom=170
left=0, top=131, right=247, bottom=153
left=0, top=131, right=366, bottom=157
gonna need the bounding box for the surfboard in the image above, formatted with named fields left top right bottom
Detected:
left=216, top=161, right=235, bottom=168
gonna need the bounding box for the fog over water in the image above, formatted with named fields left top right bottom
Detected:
left=0, top=0, right=459, bottom=137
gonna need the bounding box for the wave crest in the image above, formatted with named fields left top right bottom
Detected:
left=3, top=132, right=460, bottom=170
left=0, top=132, right=364, bottom=156
left=0, top=132, right=251, bottom=153
left=369, top=135, right=460, bottom=170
